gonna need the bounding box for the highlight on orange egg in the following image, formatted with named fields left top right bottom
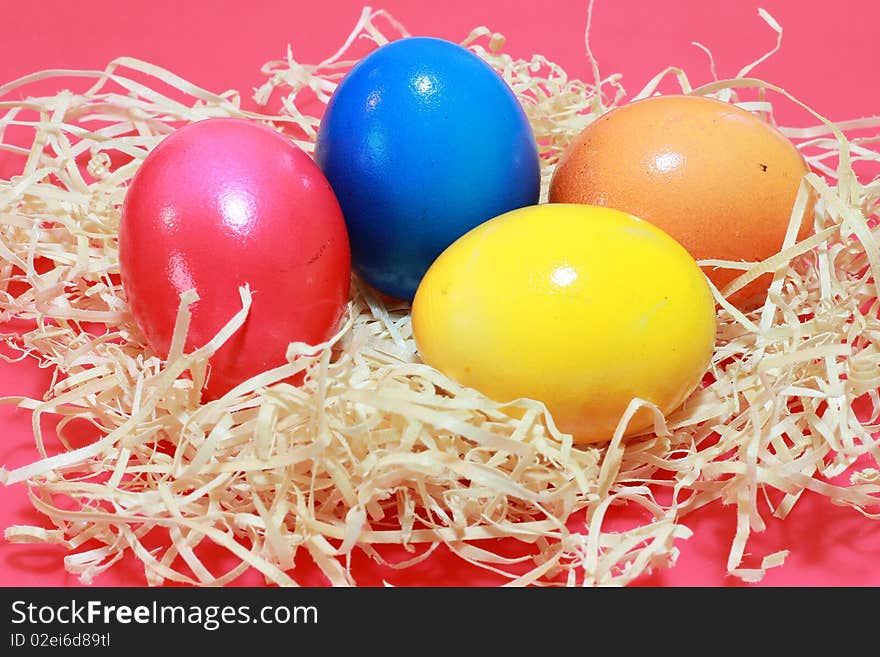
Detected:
left=549, top=94, right=814, bottom=309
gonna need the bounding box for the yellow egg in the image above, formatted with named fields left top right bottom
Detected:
left=411, top=203, right=717, bottom=444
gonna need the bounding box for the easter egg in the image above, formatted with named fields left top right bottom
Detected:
left=314, top=36, right=541, bottom=301
left=119, top=118, right=351, bottom=398
left=412, top=203, right=717, bottom=444
left=549, top=94, right=813, bottom=309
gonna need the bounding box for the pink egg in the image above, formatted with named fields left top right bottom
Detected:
left=119, top=118, right=351, bottom=397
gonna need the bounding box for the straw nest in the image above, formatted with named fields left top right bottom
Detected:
left=1, top=6, right=878, bottom=586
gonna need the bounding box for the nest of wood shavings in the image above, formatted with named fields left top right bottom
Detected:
left=2, top=6, right=880, bottom=586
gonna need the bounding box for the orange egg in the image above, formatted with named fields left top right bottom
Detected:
left=549, top=94, right=813, bottom=309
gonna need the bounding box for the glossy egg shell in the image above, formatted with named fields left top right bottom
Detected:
left=549, top=94, right=813, bottom=309
left=315, top=36, right=541, bottom=301
left=412, top=203, right=717, bottom=444
left=119, top=118, right=351, bottom=398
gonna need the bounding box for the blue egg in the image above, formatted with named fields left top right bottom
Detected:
left=314, top=37, right=541, bottom=301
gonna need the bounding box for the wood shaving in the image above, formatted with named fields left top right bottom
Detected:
left=1, top=5, right=879, bottom=586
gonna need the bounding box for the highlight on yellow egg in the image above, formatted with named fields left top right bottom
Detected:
left=412, top=203, right=718, bottom=444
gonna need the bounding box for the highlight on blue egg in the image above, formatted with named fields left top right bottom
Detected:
left=314, top=36, right=541, bottom=301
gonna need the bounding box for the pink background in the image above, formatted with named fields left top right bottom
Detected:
left=1, top=0, right=879, bottom=586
